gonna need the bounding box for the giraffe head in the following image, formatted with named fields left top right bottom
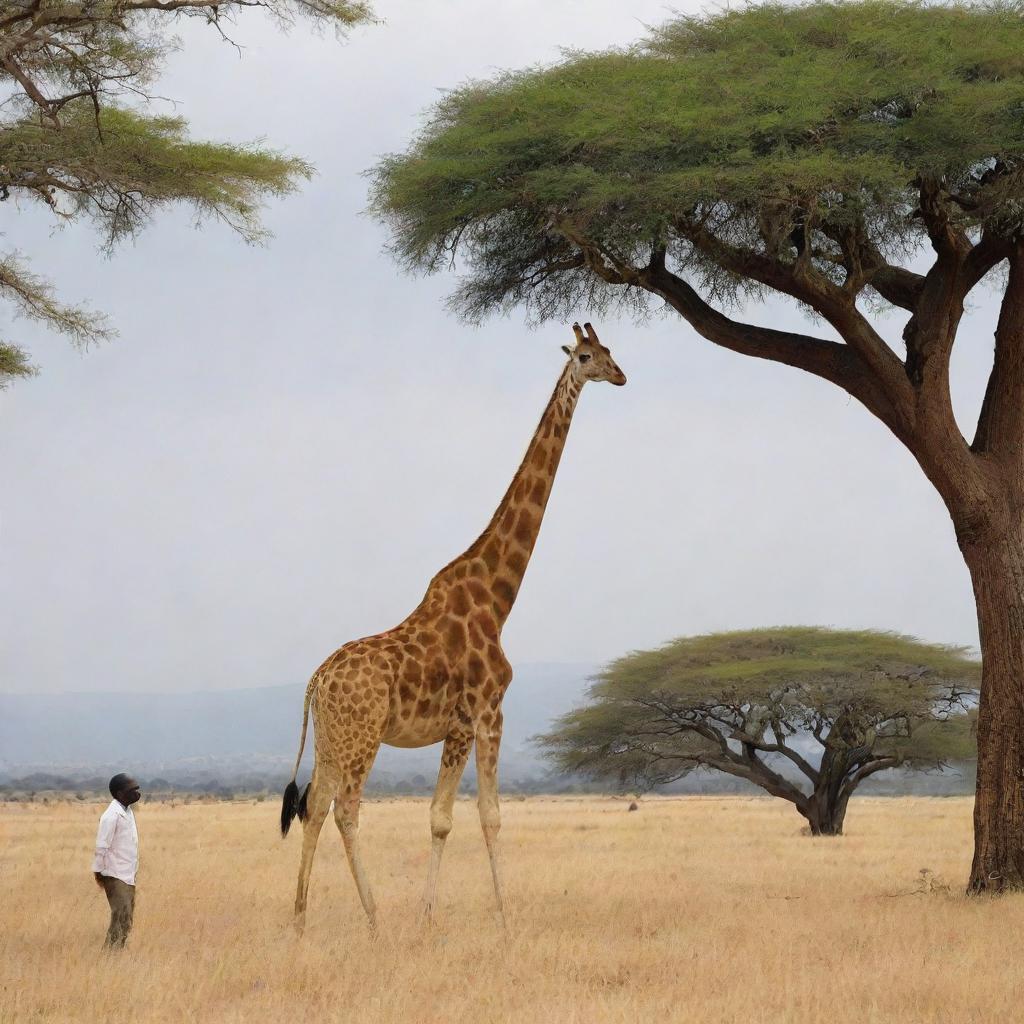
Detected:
left=562, top=322, right=626, bottom=386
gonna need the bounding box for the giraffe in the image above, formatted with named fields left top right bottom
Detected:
left=280, top=321, right=626, bottom=933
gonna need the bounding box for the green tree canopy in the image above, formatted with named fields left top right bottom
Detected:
left=538, top=627, right=978, bottom=835
left=372, top=0, right=1024, bottom=892
left=371, top=0, right=1023, bottom=323
left=0, top=0, right=374, bottom=386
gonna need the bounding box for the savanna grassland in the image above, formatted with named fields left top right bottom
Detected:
left=2, top=795, right=1022, bottom=1024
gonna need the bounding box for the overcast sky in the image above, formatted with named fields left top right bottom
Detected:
left=0, top=0, right=992, bottom=695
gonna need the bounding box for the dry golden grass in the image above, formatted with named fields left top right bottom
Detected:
left=2, top=795, right=1022, bottom=1023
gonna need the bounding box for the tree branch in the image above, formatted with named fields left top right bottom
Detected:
left=809, top=207, right=925, bottom=312
left=696, top=749, right=807, bottom=804
left=899, top=180, right=972, bottom=392
left=559, top=219, right=917, bottom=442
left=675, top=215, right=911, bottom=391
left=633, top=700, right=809, bottom=804
left=961, top=230, right=1011, bottom=295
left=641, top=260, right=911, bottom=439
left=675, top=214, right=837, bottom=310
left=748, top=738, right=819, bottom=783
left=0, top=54, right=56, bottom=118
left=916, top=177, right=972, bottom=263
left=837, top=755, right=900, bottom=806
left=866, top=256, right=926, bottom=312
left=972, top=236, right=1024, bottom=469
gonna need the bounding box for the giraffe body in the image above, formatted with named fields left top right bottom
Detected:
left=281, top=322, right=625, bottom=931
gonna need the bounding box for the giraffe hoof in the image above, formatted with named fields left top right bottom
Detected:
left=293, top=913, right=306, bottom=937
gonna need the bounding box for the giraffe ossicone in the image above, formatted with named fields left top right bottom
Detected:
left=281, top=321, right=626, bottom=932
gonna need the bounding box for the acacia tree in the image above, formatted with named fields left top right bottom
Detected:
left=539, top=628, right=978, bottom=836
left=0, top=0, right=373, bottom=385
left=371, top=0, right=1024, bottom=891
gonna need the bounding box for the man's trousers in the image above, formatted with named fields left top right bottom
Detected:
left=100, top=876, right=135, bottom=948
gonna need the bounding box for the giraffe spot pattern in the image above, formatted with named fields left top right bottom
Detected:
left=447, top=586, right=471, bottom=617
left=493, top=578, right=515, bottom=613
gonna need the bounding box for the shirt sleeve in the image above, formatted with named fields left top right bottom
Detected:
left=92, top=811, right=116, bottom=874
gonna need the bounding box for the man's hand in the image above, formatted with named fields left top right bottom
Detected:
left=94, top=872, right=105, bottom=888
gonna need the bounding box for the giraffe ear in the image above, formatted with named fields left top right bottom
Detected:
left=561, top=344, right=573, bottom=357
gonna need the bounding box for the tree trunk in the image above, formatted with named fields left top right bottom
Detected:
left=963, top=527, right=1024, bottom=892
left=801, top=740, right=854, bottom=836
left=801, top=795, right=847, bottom=836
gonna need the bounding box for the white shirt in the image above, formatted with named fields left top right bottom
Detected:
left=92, top=800, right=139, bottom=886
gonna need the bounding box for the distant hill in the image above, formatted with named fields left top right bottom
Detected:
left=0, top=662, right=597, bottom=787
left=0, top=663, right=976, bottom=798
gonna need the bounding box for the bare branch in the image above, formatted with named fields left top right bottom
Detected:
left=972, top=236, right=1024, bottom=468
left=962, top=231, right=1011, bottom=295
left=747, top=739, right=819, bottom=783
left=838, top=756, right=900, bottom=806
left=864, top=250, right=926, bottom=312
left=916, top=176, right=972, bottom=263
left=0, top=54, right=56, bottom=118
left=640, top=260, right=913, bottom=441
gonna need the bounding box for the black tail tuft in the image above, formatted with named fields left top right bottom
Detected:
left=297, top=783, right=311, bottom=823
left=281, top=780, right=300, bottom=837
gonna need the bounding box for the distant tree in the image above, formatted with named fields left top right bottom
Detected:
left=371, top=0, right=1024, bottom=892
left=0, top=0, right=374, bottom=385
left=538, top=628, right=978, bottom=836
left=238, top=773, right=270, bottom=793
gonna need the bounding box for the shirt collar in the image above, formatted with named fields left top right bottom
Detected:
left=109, top=799, right=129, bottom=818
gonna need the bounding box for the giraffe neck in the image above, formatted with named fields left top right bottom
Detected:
left=444, top=363, right=584, bottom=624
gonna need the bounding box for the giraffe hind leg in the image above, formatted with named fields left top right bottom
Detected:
left=334, top=777, right=378, bottom=930
left=292, top=768, right=335, bottom=935
left=317, top=680, right=388, bottom=931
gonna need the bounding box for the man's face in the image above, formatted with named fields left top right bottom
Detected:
left=118, top=778, right=142, bottom=806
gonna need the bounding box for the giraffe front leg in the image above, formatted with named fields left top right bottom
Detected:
left=423, top=728, right=473, bottom=921
left=475, top=709, right=507, bottom=928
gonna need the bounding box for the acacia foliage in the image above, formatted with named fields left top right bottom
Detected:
left=538, top=628, right=978, bottom=829
left=0, top=0, right=374, bottom=384
left=371, top=0, right=1024, bottom=322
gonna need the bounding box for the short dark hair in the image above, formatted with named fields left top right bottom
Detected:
left=108, top=773, right=132, bottom=798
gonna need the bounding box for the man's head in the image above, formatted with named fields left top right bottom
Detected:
left=108, top=773, right=141, bottom=807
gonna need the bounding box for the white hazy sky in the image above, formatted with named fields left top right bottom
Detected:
left=0, top=1, right=990, bottom=695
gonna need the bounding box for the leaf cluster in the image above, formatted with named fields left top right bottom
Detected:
left=370, top=0, right=1024, bottom=322
left=0, top=0, right=373, bottom=380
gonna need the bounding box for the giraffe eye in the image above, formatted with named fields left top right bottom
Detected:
left=578, top=353, right=591, bottom=363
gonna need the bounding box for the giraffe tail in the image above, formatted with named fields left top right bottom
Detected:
left=280, top=682, right=314, bottom=838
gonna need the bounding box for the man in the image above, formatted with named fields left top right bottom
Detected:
left=92, top=773, right=141, bottom=949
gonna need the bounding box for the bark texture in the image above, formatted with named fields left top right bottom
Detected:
left=963, top=528, right=1024, bottom=892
